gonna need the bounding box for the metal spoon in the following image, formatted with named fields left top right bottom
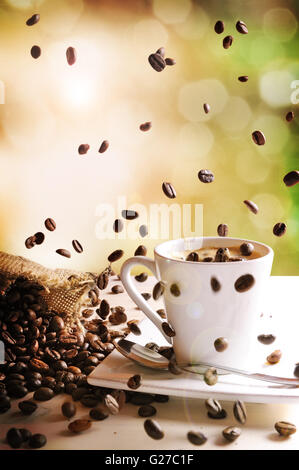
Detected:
left=113, top=338, right=299, bottom=387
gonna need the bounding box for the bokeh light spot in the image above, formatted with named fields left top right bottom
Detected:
left=260, top=70, right=294, bottom=107
left=133, top=19, right=168, bottom=51
left=153, top=0, right=192, bottom=24
left=6, top=0, right=44, bottom=8
left=264, top=8, right=297, bottom=42
left=174, top=5, right=209, bottom=40
left=217, top=96, right=252, bottom=133
left=236, top=149, right=270, bottom=185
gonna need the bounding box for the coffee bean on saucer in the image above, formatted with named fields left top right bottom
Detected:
left=26, top=14, right=40, bottom=26
left=135, top=272, right=148, bottom=282
left=223, top=426, right=241, bottom=442
left=165, top=58, right=176, bottom=66
left=275, top=421, right=296, bottom=437
left=25, top=236, right=36, bottom=249
left=144, top=419, right=164, bottom=439
left=113, top=219, right=124, bottom=233
left=283, top=171, right=299, bottom=187
left=66, top=46, right=76, bottom=65
left=186, top=252, right=199, bottom=261
left=203, top=103, right=210, bottom=114
left=162, top=182, right=176, bottom=199
left=286, top=111, right=294, bottom=122
left=153, top=281, right=165, bottom=300
left=108, top=249, right=124, bottom=263
left=31, top=45, right=41, bottom=58
left=156, top=47, right=165, bottom=57
left=240, top=242, right=254, bottom=256
left=111, top=285, right=124, bottom=294
left=62, top=402, right=76, bottom=419
left=56, top=249, right=71, bottom=258
left=217, top=224, right=228, bottom=237
left=205, top=398, right=222, bottom=416
left=78, top=144, right=90, bottom=155
left=215, top=247, right=230, bottom=262
left=204, top=368, right=218, bottom=386
left=214, top=337, right=228, bottom=352
left=257, top=334, right=276, bottom=345
left=34, top=232, right=45, bottom=245
left=135, top=245, right=147, bottom=256
left=243, top=199, right=259, bottom=214
left=211, top=277, right=221, bottom=292
left=162, top=322, right=176, bottom=337
left=45, top=218, right=56, bottom=231
left=214, top=20, right=224, bottom=34
left=238, top=76, right=248, bottom=82
left=138, top=405, right=156, bottom=417
left=139, top=225, right=148, bottom=237
left=187, top=431, right=207, bottom=446
left=170, top=283, right=180, bottom=297
left=6, top=428, right=23, bottom=449
left=98, top=140, right=109, bottom=153
left=89, top=408, right=109, bottom=421
left=267, top=349, right=282, bottom=364
left=252, top=130, right=266, bottom=145
left=223, top=35, right=233, bottom=49
left=236, top=20, right=248, bottom=34
left=29, top=433, right=47, bottom=449
left=72, top=240, right=83, bottom=253
left=140, top=122, right=152, bottom=131
left=273, top=223, right=286, bottom=237
left=127, top=374, right=141, bottom=390
left=198, top=169, right=214, bottom=183
left=233, top=400, right=247, bottom=424
left=235, top=274, right=255, bottom=292
left=68, top=419, right=92, bottom=433
left=18, top=400, right=37, bottom=415
left=148, top=53, right=166, bottom=72
left=122, top=210, right=139, bottom=220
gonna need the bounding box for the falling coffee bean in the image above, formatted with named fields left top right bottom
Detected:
left=127, top=374, right=141, bottom=390
left=238, top=75, right=248, bottom=82
left=28, top=433, right=47, bottom=449
left=186, top=252, right=199, bottom=262
left=99, top=140, right=109, bottom=153
left=140, top=122, right=152, bottom=131
left=211, top=277, right=221, bottom=292
left=217, top=224, right=228, bottom=237
left=144, top=419, right=164, bottom=440
left=122, top=210, right=139, bottom=220
left=283, top=171, right=299, bottom=187
left=170, top=283, right=180, bottom=297
left=234, top=274, right=255, bottom=292
left=108, top=249, right=124, bottom=263
left=293, top=364, right=299, bottom=378
left=162, top=182, right=176, bottom=199
left=127, top=320, right=141, bottom=336
left=214, top=20, right=224, bottom=34
left=223, top=35, right=233, bottom=49
left=257, top=334, right=276, bottom=345
left=155, top=47, right=165, bottom=57
left=204, top=368, right=218, bottom=386
left=286, top=111, right=294, bottom=122
left=138, top=405, right=156, bottom=417
left=162, top=322, right=175, bottom=337
left=62, top=402, right=76, bottom=419
left=78, top=144, right=90, bottom=155
left=34, top=232, right=45, bottom=245
left=31, top=45, right=41, bottom=59
left=243, top=199, right=259, bottom=214
left=187, top=431, right=207, bottom=446
left=205, top=398, right=222, bottom=416
left=233, top=400, right=247, bottom=424
left=25, top=236, right=36, bottom=249
left=198, top=169, right=214, bottom=183
left=18, top=400, right=37, bottom=415
left=165, top=58, right=176, bottom=66
left=97, top=271, right=109, bottom=290
left=275, top=421, right=296, bottom=437
left=252, top=130, right=266, bottom=146
left=113, top=219, right=124, bottom=233
left=240, top=242, right=254, bottom=256
left=26, top=14, right=40, bottom=26
left=273, top=223, right=286, bottom=237
left=203, top=103, right=210, bottom=114
left=148, top=53, right=166, bottom=72
left=135, top=245, right=147, bottom=256
left=68, top=419, right=91, bottom=433
left=45, top=218, right=56, bottom=231
left=135, top=272, right=148, bottom=282
left=267, top=349, right=282, bottom=364
left=236, top=20, right=248, bottom=34
left=56, top=249, right=71, bottom=258
left=139, top=225, right=148, bottom=237
left=66, top=47, right=76, bottom=66
left=223, top=426, right=241, bottom=442
left=72, top=240, right=83, bottom=253
left=214, top=337, right=228, bottom=352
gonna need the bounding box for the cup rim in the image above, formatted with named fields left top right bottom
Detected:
left=154, top=236, right=274, bottom=265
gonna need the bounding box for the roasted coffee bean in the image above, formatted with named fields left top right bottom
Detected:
left=89, top=407, right=109, bottom=421
left=233, top=400, right=247, bottom=424
left=286, top=111, right=294, bottom=122
left=62, top=401, right=76, bottom=419
left=140, top=122, right=152, bottom=131
left=66, top=46, right=76, bottom=65
left=98, top=299, right=109, bottom=319
left=154, top=394, right=169, bottom=403
left=68, top=419, right=91, bottom=433
left=34, top=386, right=54, bottom=401
left=162, top=182, right=176, bottom=199
left=238, top=75, right=248, bottom=82
left=236, top=20, right=248, bottom=34
left=18, top=400, right=37, bottom=415
left=217, top=224, right=228, bottom=237
left=82, top=309, right=94, bottom=319
left=293, top=363, right=299, bottom=378
left=19, top=428, right=32, bottom=442
left=50, top=315, right=65, bottom=332
left=26, top=14, right=40, bottom=26
left=156, top=47, right=165, bottom=57
left=108, top=249, right=124, bottom=263
left=153, top=281, right=165, bottom=300
left=139, top=225, right=148, bottom=237
left=97, top=271, right=109, bottom=290
left=156, top=309, right=166, bottom=319
left=25, top=236, right=36, bottom=249
left=187, top=431, right=207, bottom=446
left=31, top=45, right=41, bottom=59
left=6, top=428, right=23, bottom=449
left=109, top=308, right=127, bottom=325
left=243, top=199, right=259, bottom=214
left=45, top=218, right=56, bottom=231
left=72, top=240, right=83, bottom=253
left=135, top=245, right=147, bottom=256
left=41, top=376, right=57, bottom=389
left=34, top=232, right=45, bottom=245
left=145, top=342, right=160, bottom=352
left=204, top=368, right=218, bottom=386
left=0, top=396, right=11, bottom=413
left=205, top=398, right=221, bottom=416
left=138, top=405, right=156, bottom=417
left=168, top=359, right=182, bottom=375
left=121, top=209, right=139, bottom=220
left=273, top=223, right=286, bottom=237
left=26, top=378, right=42, bottom=391
left=148, top=53, right=166, bottom=72
left=162, top=322, right=175, bottom=337
left=198, top=169, right=214, bottom=183
left=158, top=346, right=174, bottom=359
left=252, top=130, right=265, bottom=146
left=275, top=421, right=296, bottom=437
left=165, top=58, right=175, bottom=65
left=214, top=20, right=224, bottom=34
left=203, top=103, right=210, bottom=114
left=80, top=394, right=100, bottom=408
left=104, top=393, right=119, bottom=414
left=211, top=277, right=221, bottom=292
left=127, top=374, right=141, bottom=390
left=283, top=170, right=299, bottom=187
left=257, top=334, right=276, bottom=345
left=130, top=393, right=154, bottom=406
left=78, top=144, right=90, bottom=155
left=223, top=426, right=241, bottom=442
left=127, top=321, right=141, bottom=336
left=29, top=433, right=47, bottom=448
left=56, top=249, right=71, bottom=258
left=215, top=247, right=230, bottom=262
left=230, top=256, right=245, bottom=262
left=7, top=384, right=28, bottom=398
left=135, top=272, right=148, bottom=282
left=53, top=360, right=68, bottom=371
left=223, top=35, right=233, bottom=49
left=214, top=337, right=228, bottom=352
left=186, top=252, right=199, bottom=262
left=59, top=334, right=78, bottom=346
left=267, top=349, right=282, bottom=364
left=111, top=284, right=124, bottom=294
left=144, top=419, right=164, bottom=440
left=99, top=140, right=109, bottom=153
left=208, top=411, right=228, bottom=420
left=170, top=283, right=180, bottom=297
left=240, top=242, right=254, bottom=256
left=113, top=219, right=124, bottom=234
left=141, top=292, right=151, bottom=300
left=235, top=274, right=255, bottom=292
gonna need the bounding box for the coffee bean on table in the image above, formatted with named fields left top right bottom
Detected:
left=6, top=428, right=23, bottom=449
left=186, top=252, right=199, bottom=261
left=214, top=337, right=228, bottom=352
left=62, top=402, right=76, bottom=419
left=66, top=46, right=76, bottom=65
left=31, top=45, right=41, bottom=59
left=104, top=394, right=119, bottom=414
left=108, top=249, right=124, bottom=263
left=211, top=277, right=221, bottom=292
left=138, top=405, right=157, bottom=417
left=72, top=240, right=83, bottom=253
left=148, top=53, right=166, bottom=72
left=45, top=218, right=56, bottom=231
left=217, top=224, right=228, bottom=237
left=135, top=245, right=147, bottom=256
left=34, top=232, right=45, bottom=245
left=88, top=407, right=108, bottom=420
left=0, top=396, right=11, bottom=413
left=154, top=394, right=169, bottom=403
left=243, top=199, right=259, bottom=214
left=19, top=429, right=32, bottom=442
left=139, top=225, right=148, bottom=237
left=18, top=400, right=37, bottom=415
left=204, top=368, right=218, bottom=386
left=127, top=374, right=141, bottom=390
left=78, top=144, right=90, bottom=155
left=135, top=272, right=148, bottom=282
left=156, top=47, right=165, bottom=57
left=113, top=219, right=124, bottom=233
left=234, top=274, right=255, bottom=292
left=68, top=419, right=92, bottom=433
left=187, top=431, right=207, bottom=446
left=240, top=242, right=254, bottom=256
left=252, top=130, right=266, bottom=145
left=153, top=281, right=165, bottom=300
left=56, top=249, right=71, bottom=258
left=223, top=426, right=241, bottom=442
left=257, top=334, right=276, bottom=345
left=223, top=35, right=233, bottom=49
left=238, top=75, right=248, bottom=82
left=170, top=283, right=180, bottom=297
left=111, top=285, right=124, bottom=294
left=29, top=433, right=47, bottom=449
left=236, top=20, right=248, bottom=34
left=286, top=111, right=294, bottom=122
left=162, top=182, right=176, bottom=199
left=26, top=14, right=40, bottom=26
left=283, top=170, right=299, bottom=187
left=144, top=419, right=164, bottom=439
left=198, top=169, right=214, bottom=183
left=122, top=210, right=139, bottom=220
left=203, top=103, right=210, bottom=114
left=275, top=421, right=296, bottom=437
left=233, top=400, right=247, bottom=424
left=165, top=58, right=176, bottom=66
left=267, top=349, right=282, bottom=364
left=130, top=393, right=154, bottom=406
left=34, top=386, right=54, bottom=401
left=273, top=223, right=286, bottom=237
left=140, top=122, right=152, bottom=131
left=162, top=322, right=175, bottom=337
left=214, top=20, right=224, bottom=34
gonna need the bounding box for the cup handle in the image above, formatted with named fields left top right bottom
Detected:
left=120, top=256, right=171, bottom=343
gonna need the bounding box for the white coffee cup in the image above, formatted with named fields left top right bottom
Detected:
left=120, top=237, right=273, bottom=369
